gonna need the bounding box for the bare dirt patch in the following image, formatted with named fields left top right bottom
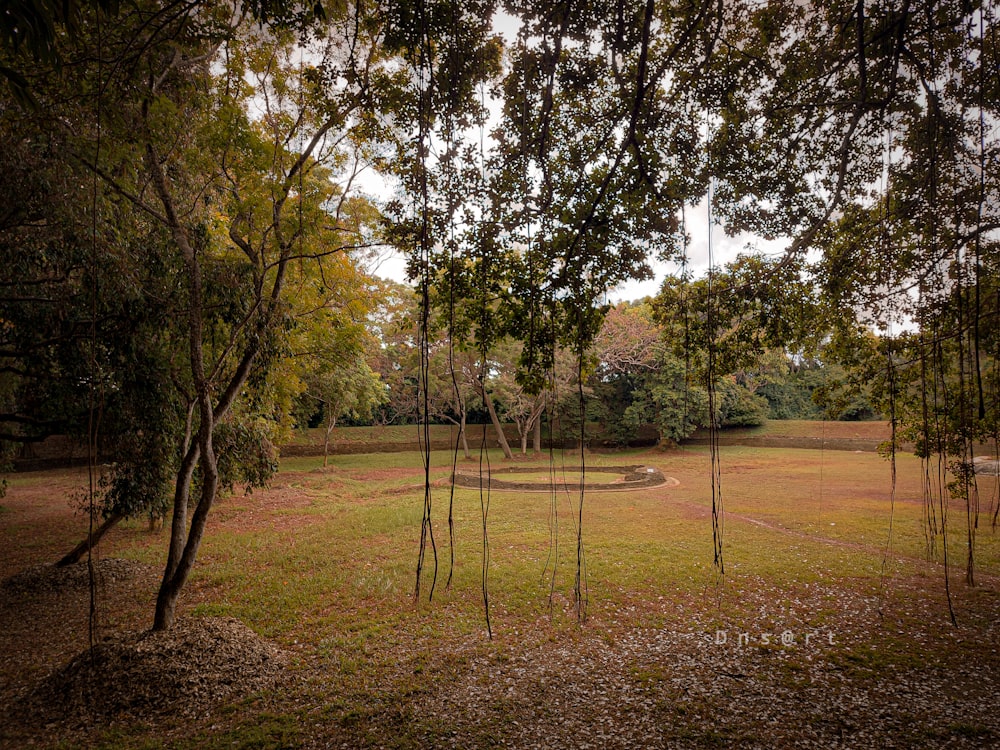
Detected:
left=2, top=557, right=149, bottom=596
left=211, top=483, right=321, bottom=534
left=0, top=468, right=96, bottom=577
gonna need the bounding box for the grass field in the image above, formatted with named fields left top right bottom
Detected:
left=1, top=432, right=999, bottom=748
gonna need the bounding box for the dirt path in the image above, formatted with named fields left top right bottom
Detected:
left=667, top=493, right=1000, bottom=586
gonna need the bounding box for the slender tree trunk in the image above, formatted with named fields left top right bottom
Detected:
left=459, top=409, right=471, bottom=459
left=146, top=127, right=222, bottom=632
left=521, top=395, right=546, bottom=455
left=533, top=407, right=543, bottom=453
left=154, top=442, right=198, bottom=630
left=56, top=512, right=123, bottom=566
left=481, top=386, right=514, bottom=460
left=324, top=414, right=337, bottom=467
left=154, top=430, right=219, bottom=631
left=442, top=412, right=473, bottom=459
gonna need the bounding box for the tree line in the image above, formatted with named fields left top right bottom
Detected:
left=341, top=284, right=879, bottom=457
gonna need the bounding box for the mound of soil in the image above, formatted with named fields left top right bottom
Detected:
left=17, top=617, right=288, bottom=727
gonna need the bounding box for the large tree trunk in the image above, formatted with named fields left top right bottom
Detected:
left=56, top=512, right=123, bottom=567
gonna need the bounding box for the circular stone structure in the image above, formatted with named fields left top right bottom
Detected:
left=973, top=457, right=1000, bottom=475
left=452, top=464, right=676, bottom=493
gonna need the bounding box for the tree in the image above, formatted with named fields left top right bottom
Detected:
left=425, top=343, right=480, bottom=459
left=366, top=280, right=421, bottom=425
left=2, top=0, right=393, bottom=629
left=588, top=301, right=689, bottom=445
left=593, top=302, right=665, bottom=378
left=288, top=239, right=387, bottom=466
left=632, top=352, right=711, bottom=443
left=0, top=50, right=195, bottom=553
left=134, top=12, right=388, bottom=630
left=471, top=346, right=517, bottom=460
left=365, top=278, right=481, bottom=453
left=701, top=0, right=998, bottom=588
left=482, top=337, right=584, bottom=456
left=293, top=283, right=389, bottom=460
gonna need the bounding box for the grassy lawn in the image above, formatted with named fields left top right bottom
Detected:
left=1, top=441, right=998, bottom=748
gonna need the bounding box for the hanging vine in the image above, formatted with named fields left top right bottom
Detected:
left=412, top=0, right=438, bottom=602
left=85, top=0, right=105, bottom=653
left=706, top=176, right=724, bottom=577
left=877, top=116, right=898, bottom=608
